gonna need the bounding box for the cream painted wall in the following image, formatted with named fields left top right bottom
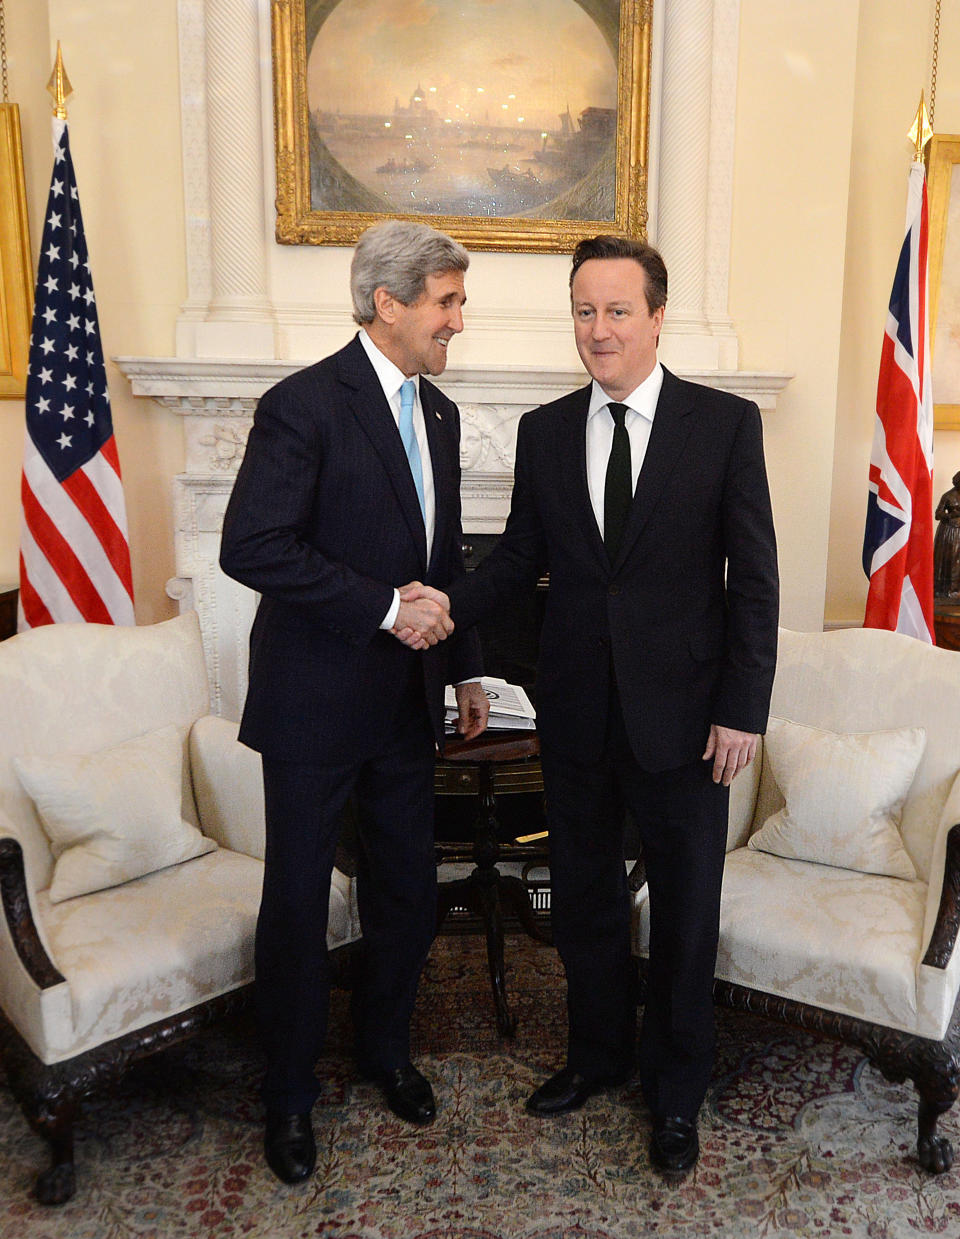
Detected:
left=730, top=0, right=861, bottom=631
left=1, top=0, right=186, bottom=623
left=827, top=0, right=960, bottom=626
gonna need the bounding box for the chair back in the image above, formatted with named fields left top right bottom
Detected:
left=756, top=627, right=960, bottom=882
left=0, top=613, right=210, bottom=893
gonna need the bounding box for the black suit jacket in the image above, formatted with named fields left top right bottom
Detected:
left=449, top=367, right=779, bottom=771
left=220, top=335, right=482, bottom=764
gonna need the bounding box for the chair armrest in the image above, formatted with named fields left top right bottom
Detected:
left=921, top=821, right=960, bottom=969
left=0, top=833, right=64, bottom=989
left=920, top=768, right=960, bottom=968
left=189, top=715, right=266, bottom=859
left=189, top=720, right=358, bottom=940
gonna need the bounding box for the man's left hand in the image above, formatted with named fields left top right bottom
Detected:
left=455, top=681, right=490, bottom=741
left=703, top=724, right=758, bottom=786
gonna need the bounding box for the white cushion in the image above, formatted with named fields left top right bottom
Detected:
left=747, top=717, right=923, bottom=880
left=14, top=724, right=216, bottom=904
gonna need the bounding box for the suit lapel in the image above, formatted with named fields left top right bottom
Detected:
left=612, top=367, right=695, bottom=569
left=421, top=381, right=454, bottom=567
left=559, top=385, right=607, bottom=564
left=338, top=338, right=428, bottom=569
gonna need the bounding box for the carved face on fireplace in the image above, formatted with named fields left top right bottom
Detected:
left=459, top=415, right=484, bottom=470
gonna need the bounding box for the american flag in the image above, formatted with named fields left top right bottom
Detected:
left=862, top=160, right=934, bottom=643
left=18, top=120, right=135, bottom=629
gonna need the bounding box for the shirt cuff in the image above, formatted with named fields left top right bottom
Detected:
left=380, top=589, right=401, bottom=630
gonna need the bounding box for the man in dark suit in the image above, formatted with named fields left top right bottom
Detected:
left=220, top=221, right=488, bottom=1184
left=402, top=235, right=778, bottom=1177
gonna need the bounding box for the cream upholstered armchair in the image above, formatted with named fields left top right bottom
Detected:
left=0, top=612, right=360, bottom=1204
left=632, top=626, right=960, bottom=1174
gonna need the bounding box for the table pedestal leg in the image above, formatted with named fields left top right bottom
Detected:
left=436, top=763, right=549, bottom=1036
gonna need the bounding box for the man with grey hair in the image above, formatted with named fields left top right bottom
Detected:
left=220, top=219, right=488, bottom=1184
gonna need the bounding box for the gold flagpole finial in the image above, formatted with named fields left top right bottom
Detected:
left=46, top=42, right=73, bottom=120
left=907, top=91, right=933, bottom=160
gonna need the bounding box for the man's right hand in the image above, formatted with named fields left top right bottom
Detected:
left=392, top=581, right=454, bottom=650
left=399, top=582, right=451, bottom=611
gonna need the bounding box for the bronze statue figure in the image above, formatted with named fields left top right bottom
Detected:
left=934, top=471, right=960, bottom=600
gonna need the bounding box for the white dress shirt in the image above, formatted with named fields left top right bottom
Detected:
left=585, top=361, right=663, bottom=541
left=358, top=330, right=437, bottom=630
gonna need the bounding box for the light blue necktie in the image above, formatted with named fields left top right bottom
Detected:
left=399, top=379, right=426, bottom=521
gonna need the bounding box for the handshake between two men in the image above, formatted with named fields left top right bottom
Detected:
left=392, top=581, right=489, bottom=741
left=392, top=581, right=452, bottom=650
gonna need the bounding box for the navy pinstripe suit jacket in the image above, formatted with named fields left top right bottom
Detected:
left=220, top=335, right=482, bottom=765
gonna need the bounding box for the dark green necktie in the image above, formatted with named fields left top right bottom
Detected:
left=604, top=402, right=632, bottom=561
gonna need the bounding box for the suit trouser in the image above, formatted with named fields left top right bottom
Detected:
left=540, top=683, right=729, bottom=1122
left=256, top=690, right=436, bottom=1115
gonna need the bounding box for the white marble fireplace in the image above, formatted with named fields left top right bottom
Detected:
left=116, top=0, right=789, bottom=720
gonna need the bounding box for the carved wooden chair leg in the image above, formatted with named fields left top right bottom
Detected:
left=917, top=1090, right=955, bottom=1174
left=32, top=1098, right=78, bottom=1205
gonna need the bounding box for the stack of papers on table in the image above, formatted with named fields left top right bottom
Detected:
left=444, top=677, right=536, bottom=731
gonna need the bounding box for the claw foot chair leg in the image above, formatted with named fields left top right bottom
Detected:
left=36, top=1159, right=76, bottom=1207
left=917, top=1093, right=955, bottom=1175
left=29, top=1098, right=77, bottom=1204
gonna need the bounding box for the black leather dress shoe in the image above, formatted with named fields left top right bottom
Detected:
left=649, top=1115, right=699, bottom=1177
left=526, top=1066, right=628, bottom=1116
left=381, top=1063, right=436, bottom=1125
left=264, top=1112, right=316, bottom=1184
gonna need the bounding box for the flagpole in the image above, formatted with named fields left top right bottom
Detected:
left=46, top=41, right=72, bottom=119
left=907, top=92, right=933, bottom=164
left=46, top=42, right=71, bottom=154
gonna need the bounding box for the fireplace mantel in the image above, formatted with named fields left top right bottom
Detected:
left=117, top=353, right=789, bottom=533
left=117, top=356, right=791, bottom=413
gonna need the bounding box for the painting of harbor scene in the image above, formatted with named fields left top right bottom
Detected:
left=305, top=0, right=620, bottom=221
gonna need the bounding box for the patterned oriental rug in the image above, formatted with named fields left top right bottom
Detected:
left=2, top=933, right=960, bottom=1239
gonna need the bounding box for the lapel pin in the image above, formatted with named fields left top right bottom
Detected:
left=435, top=411, right=442, bottom=420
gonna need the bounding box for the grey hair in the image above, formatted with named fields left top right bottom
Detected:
left=350, top=220, right=470, bottom=325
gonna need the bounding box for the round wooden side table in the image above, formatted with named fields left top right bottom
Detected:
left=436, top=729, right=550, bottom=1037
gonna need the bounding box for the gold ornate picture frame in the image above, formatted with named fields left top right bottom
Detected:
left=928, top=134, right=960, bottom=430
left=272, top=0, right=652, bottom=253
left=0, top=102, right=33, bottom=398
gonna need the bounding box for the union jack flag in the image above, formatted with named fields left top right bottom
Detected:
left=862, top=160, right=934, bottom=643
left=18, top=120, right=135, bottom=629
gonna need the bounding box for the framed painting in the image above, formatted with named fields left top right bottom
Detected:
left=928, top=134, right=960, bottom=430
left=0, top=103, right=33, bottom=399
left=272, top=0, right=652, bottom=252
